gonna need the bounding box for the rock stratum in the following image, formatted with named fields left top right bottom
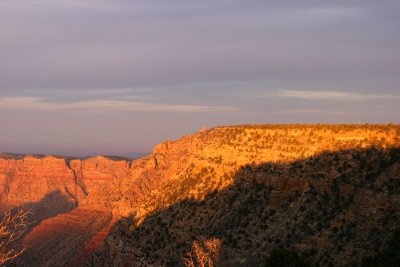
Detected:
left=0, top=124, right=399, bottom=266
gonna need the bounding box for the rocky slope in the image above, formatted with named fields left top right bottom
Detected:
left=0, top=124, right=399, bottom=266
left=87, top=124, right=400, bottom=266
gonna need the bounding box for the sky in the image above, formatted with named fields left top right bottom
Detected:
left=0, top=0, right=399, bottom=157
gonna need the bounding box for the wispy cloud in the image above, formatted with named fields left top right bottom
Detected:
left=24, top=88, right=155, bottom=101
left=58, top=88, right=153, bottom=96
left=0, top=96, right=237, bottom=113
left=273, top=108, right=354, bottom=116
left=277, top=90, right=400, bottom=101
left=273, top=108, right=320, bottom=114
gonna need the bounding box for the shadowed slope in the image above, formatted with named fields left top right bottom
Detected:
left=10, top=190, right=77, bottom=231
left=89, top=147, right=400, bottom=266
left=1, top=191, right=112, bottom=267
left=16, top=208, right=112, bottom=267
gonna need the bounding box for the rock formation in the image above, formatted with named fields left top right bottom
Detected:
left=0, top=124, right=399, bottom=266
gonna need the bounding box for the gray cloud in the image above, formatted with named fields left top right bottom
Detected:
left=1, top=0, right=399, bottom=91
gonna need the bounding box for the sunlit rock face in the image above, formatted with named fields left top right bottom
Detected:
left=0, top=155, right=136, bottom=215
left=127, top=125, right=400, bottom=221
left=0, top=124, right=399, bottom=266
left=0, top=156, right=79, bottom=209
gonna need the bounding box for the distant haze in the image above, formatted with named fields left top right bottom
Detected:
left=0, top=0, right=399, bottom=156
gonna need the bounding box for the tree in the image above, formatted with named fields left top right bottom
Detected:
left=183, top=237, right=221, bottom=267
left=0, top=208, right=30, bottom=265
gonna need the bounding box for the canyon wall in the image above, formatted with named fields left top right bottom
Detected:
left=89, top=124, right=400, bottom=266
left=0, top=124, right=399, bottom=266
left=0, top=155, right=139, bottom=216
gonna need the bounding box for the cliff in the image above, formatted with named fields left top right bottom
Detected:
left=0, top=124, right=399, bottom=266
left=88, top=124, right=400, bottom=266
left=0, top=155, right=134, bottom=215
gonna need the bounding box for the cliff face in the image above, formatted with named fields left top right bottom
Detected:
left=0, top=156, right=78, bottom=211
left=3, top=125, right=397, bottom=217
left=126, top=125, right=400, bottom=222
left=0, top=156, right=134, bottom=215
left=92, top=147, right=400, bottom=267
left=88, top=124, right=400, bottom=266
left=0, top=124, right=399, bottom=266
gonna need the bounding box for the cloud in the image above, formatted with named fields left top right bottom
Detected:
left=277, top=90, right=400, bottom=101
left=272, top=108, right=325, bottom=114
left=24, top=88, right=155, bottom=100
left=273, top=108, right=354, bottom=116
left=0, top=96, right=237, bottom=113
left=2, top=0, right=400, bottom=93
left=57, top=88, right=153, bottom=96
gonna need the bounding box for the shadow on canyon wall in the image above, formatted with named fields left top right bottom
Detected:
left=6, top=191, right=112, bottom=267
left=0, top=190, right=76, bottom=266
left=91, top=147, right=400, bottom=267
left=9, top=190, right=77, bottom=235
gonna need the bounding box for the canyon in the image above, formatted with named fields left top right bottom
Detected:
left=0, top=124, right=399, bottom=266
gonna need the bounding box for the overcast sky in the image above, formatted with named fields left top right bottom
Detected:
left=1, top=0, right=399, bottom=157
